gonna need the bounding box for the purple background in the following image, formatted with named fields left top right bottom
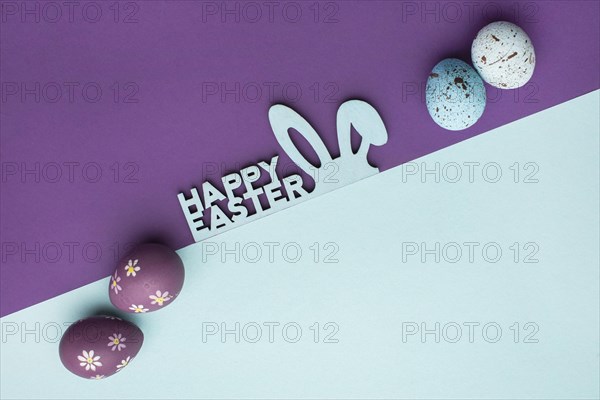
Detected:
left=1, top=0, right=599, bottom=317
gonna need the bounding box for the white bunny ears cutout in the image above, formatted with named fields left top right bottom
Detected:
left=179, top=100, right=388, bottom=242
left=269, top=100, right=388, bottom=196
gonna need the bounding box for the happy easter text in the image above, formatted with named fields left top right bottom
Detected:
left=178, top=156, right=309, bottom=242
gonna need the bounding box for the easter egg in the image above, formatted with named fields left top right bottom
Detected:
left=59, top=316, right=143, bottom=380
left=109, top=243, right=185, bottom=313
left=425, top=58, right=486, bottom=131
left=471, top=21, right=535, bottom=89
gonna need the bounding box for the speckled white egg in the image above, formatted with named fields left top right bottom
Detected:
left=471, top=21, right=535, bottom=89
left=425, top=58, right=486, bottom=131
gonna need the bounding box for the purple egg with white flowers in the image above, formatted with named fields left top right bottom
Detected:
left=59, top=316, right=143, bottom=380
left=109, top=243, right=185, bottom=313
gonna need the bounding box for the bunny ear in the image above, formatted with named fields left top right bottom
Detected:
left=336, top=100, right=388, bottom=159
left=268, top=104, right=332, bottom=174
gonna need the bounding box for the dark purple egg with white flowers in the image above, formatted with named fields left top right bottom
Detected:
left=109, top=243, right=185, bottom=313
left=59, top=316, right=143, bottom=380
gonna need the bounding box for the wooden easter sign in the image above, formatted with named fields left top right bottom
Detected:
left=178, top=100, right=388, bottom=242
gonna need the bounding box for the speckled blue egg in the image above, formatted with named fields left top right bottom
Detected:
left=426, top=58, right=486, bottom=131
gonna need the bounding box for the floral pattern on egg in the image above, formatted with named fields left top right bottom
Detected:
left=59, top=316, right=143, bottom=379
left=425, top=58, right=486, bottom=131
left=109, top=243, right=185, bottom=313
left=471, top=21, right=535, bottom=89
